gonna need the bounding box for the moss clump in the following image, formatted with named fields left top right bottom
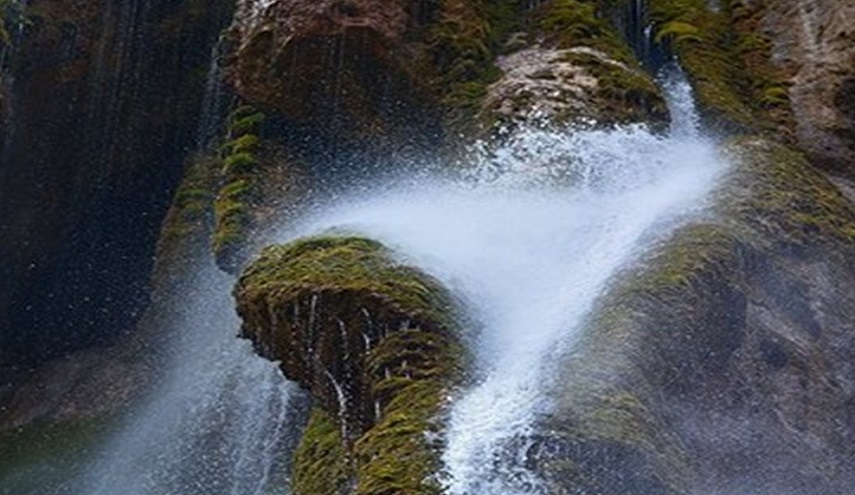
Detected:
left=649, top=0, right=755, bottom=131
left=238, top=236, right=459, bottom=332
left=536, top=0, right=636, bottom=64
left=292, top=408, right=353, bottom=495
left=152, top=152, right=219, bottom=289
left=236, top=235, right=468, bottom=495
left=212, top=104, right=266, bottom=273
left=353, top=329, right=465, bottom=495
left=426, top=0, right=502, bottom=132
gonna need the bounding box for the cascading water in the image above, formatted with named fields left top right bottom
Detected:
left=281, top=70, right=726, bottom=494
left=77, top=260, right=303, bottom=495
left=74, top=39, right=304, bottom=494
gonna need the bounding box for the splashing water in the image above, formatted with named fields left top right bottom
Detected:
left=282, top=72, right=725, bottom=494
left=78, top=262, right=302, bottom=495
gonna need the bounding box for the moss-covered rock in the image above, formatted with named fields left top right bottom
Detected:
left=235, top=235, right=468, bottom=495
left=533, top=136, right=855, bottom=494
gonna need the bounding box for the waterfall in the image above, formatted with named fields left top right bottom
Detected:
left=281, top=72, right=725, bottom=494
left=76, top=261, right=304, bottom=495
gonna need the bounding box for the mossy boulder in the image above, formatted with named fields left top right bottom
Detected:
left=235, top=235, right=468, bottom=495
left=531, top=136, right=855, bottom=494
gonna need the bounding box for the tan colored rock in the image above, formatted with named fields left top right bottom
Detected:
left=762, top=0, right=855, bottom=174
left=480, top=45, right=669, bottom=132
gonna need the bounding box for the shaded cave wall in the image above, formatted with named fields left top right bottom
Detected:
left=0, top=0, right=236, bottom=368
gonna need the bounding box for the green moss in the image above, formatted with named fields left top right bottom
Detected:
left=156, top=152, right=218, bottom=258
left=292, top=408, right=353, bottom=495
left=236, top=236, right=468, bottom=495
left=240, top=236, right=459, bottom=331
left=426, top=0, right=500, bottom=132
left=536, top=0, right=636, bottom=64
left=212, top=103, right=266, bottom=271
left=650, top=0, right=755, bottom=130
left=353, top=330, right=464, bottom=495
left=223, top=134, right=261, bottom=154
left=222, top=151, right=259, bottom=174
left=230, top=111, right=265, bottom=136
left=559, top=50, right=669, bottom=127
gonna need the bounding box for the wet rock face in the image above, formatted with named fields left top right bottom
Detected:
left=0, top=0, right=235, bottom=367
left=762, top=0, right=855, bottom=175
left=225, top=0, right=438, bottom=143
left=531, top=138, right=855, bottom=494
left=235, top=236, right=467, bottom=495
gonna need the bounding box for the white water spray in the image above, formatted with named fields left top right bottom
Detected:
left=78, top=261, right=301, bottom=495
left=283, top=72, right=725, bottom=494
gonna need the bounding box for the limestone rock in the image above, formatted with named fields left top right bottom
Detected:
left=481, top=45, right=669, bottom=132
left=530, top=137, right=855, bottom=494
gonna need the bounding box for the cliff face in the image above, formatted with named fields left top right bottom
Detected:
left=0, top=0, right=234, bottom=367
left=761, top=0, right=855, bottom=176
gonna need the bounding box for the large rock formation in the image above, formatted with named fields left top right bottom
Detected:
left=528, top=137, right=855, bottom=494
left=235, top=235, right=469, bottom=495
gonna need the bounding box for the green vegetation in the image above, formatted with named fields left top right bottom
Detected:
left=238, top=236, right=460, bottom=333
left=212, top=104, right=266, bottom=272
left=647, top=0, right=795, bottom=135
left=236, top=235, right=468, bottom=495
left=292, top=408, right=353, bottom=495
left=650, top=0, right=756, bottom=131
left=722, top=137, right=855, bottom=245
left=536, top=0, right=636, bottom=64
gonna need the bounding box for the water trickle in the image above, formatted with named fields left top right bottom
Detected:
left=282, top=74, right=725, bottom=495
left=195, top=41, right=227, bottom=151
left=78, top=261, right=302, bottom=495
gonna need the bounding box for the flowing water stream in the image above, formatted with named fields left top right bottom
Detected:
left=284, top=70, right=726, bottom=494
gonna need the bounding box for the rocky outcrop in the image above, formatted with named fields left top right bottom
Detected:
left=223, top=0, right=444, bottom=145
left=529, top=137, right=855, bottom=494
left=235, top=235, right=468, bottom=495
left=477, top=0, right=669, bottom=133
